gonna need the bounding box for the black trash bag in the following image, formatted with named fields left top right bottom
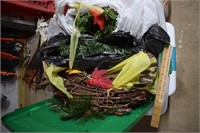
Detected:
left=131, top=24, right=170, bottom=57
left=142, top=24, right=170, bottom=57
left=38, top=33, right=126, bottom=73
left=97, top=24, right=170, bottom=58
left=38, top=33, right=70, bottom=62
left=40, top=51, right=124, bottom=73
left=98, top=31, right=134, bottom=48
left=73, top=52, right=124, bottom=73
left=44, top=56, right=68, bottom=67
left=97, top=31, right=144, bottom=54
left=38, top=24, right=169, bottom=73
left=1, top=40, right=22, bottom=67
left=1, top=40, right=22, bottom=57
left=48, top=33, right=71, bottom=46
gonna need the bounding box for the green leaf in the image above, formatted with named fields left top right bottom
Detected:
left=69, top=5, right=81, bottom=69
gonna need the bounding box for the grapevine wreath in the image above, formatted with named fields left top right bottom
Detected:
left=37, top=0, right=170, bottom=122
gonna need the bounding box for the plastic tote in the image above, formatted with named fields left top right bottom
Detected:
left=1, top=23, right=176, bottom=132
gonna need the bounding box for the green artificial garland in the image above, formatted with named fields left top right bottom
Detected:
left=58, top=39, right=132, bottom=58
left=48, top=95, right=117, bottom=124
left=76, top=8, right=118, bottom=39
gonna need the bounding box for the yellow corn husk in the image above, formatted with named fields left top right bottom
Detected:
left=66, top=69, right=82, bottom=75
left=45, top=64, right=73, bottom=98
left=79, top=2, right=104, bottom=13
left=137, top=73, right=158, bottom=95
left=124, top=75, right=140, bottom=91
left=108, top=52, right=140, bottom=73
left=69, top=3, right=81, bottom=69
left=124, top=55, right=158, bottom=93
left=112, top=51, right=151, bottom=88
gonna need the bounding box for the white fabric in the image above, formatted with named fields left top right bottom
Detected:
left=48, top=0, right=166, bottom=40
left=114, top=0, right=166, bottom=39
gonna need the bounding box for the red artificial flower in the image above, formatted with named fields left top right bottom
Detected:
left=87, top=67, right=113, bottom=89
left=89, top=8, right=106, bottom=30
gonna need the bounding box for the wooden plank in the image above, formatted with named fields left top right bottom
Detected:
left=18, top=40, right=29, bottom=108
left=150, top=45, right=172, bottom=128
left=18, top=56, right=28, bottom=108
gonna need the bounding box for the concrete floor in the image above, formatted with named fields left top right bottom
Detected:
left=131, top=0, right=200, bottom=132
left=27, top=0, right=200, bottom=132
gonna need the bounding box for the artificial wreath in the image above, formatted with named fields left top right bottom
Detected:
left=36, top=1, right=170, bottom=123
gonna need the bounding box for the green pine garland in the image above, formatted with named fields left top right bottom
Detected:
left=58, top=40, right=69, bottom=57
left=48, top=95, right=106, bottom=124
left=76, top=8, right=118, bottom=39
left=58, top=39, right=132, bottom=58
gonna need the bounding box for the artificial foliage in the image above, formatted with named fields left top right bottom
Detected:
left=77, top=39, right=132, bottom=56
left=36, top=2, right=160, bottom=124
left=86, top=67, right=113, bottom=89
left=58, top=38, right=132, bottom=58
left=76, top=8, right=118, bottom=39
left=48, top=95, right=107, bottom=124
left=58, top=40, right=69, bottom=57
